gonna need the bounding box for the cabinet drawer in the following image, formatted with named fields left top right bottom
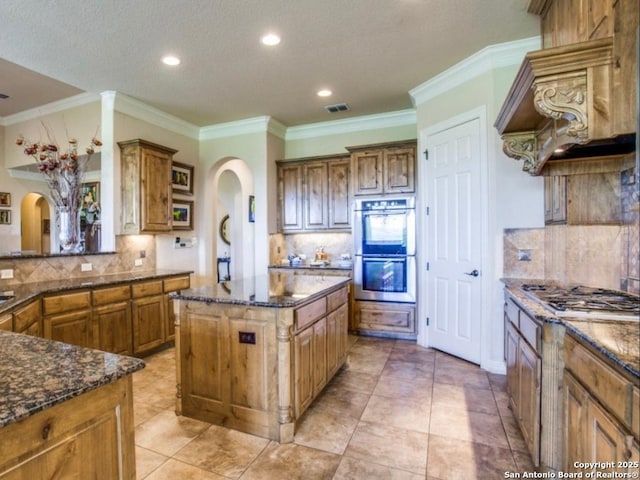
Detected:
left=13, top=300, right=41, bottom=333
left=43, top=291, right=91, bottom=316
left=505, top=297, right=519, bottom=327
left=519, top=310, right=540, bottom=353
left=164, top=276, right=190, bottom=293
left=295, top=298, right=326, bottom=331
left=93, top=285, right=131, bottom=306
left=327, top=286, right=348, bottom=312
left=131, top=280, right=163, bottom=298
left=565, top=335, right=633, bottom=430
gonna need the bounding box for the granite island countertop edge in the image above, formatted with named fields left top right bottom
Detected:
left=0, top=330, right=145, bottom=429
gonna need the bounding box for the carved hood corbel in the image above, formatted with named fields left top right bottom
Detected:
left=494, top=38, right=618, bottom=175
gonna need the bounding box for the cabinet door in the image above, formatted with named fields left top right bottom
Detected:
left=328, top=159, right=350, bottom=229
left=587, top=398, right=634, bottom=472
left=353, top=301, right=416, bottom=338
left=544, top=175, right=567, bottom=224
left=131, top=295, right=166, bottom=355
left=279, top=163, right=304, bottom=231
left=326, top=303, right=348, bottom=378
left=294, top=326, right=314, bottom=417
left=140, top=147, right=172, bottom=232
left=312, top=317, right=327, bottom=394
left=505, top=318, right=519, bottom=409
left=44, top=309, right=92, bottom=348
left=384, top=146, right=415, bottom=193
left=518, top=336, right=541, bottom=466
left=352, top=150, right=384, bottom=196
left=304, top=162, right=328, bottom=230
left=94, top=301, right=132, bottom=355
left=564, top=372, right=589, bottom=473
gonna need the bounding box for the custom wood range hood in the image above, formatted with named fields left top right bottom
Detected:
left=495, top=0, right=638, bottom=176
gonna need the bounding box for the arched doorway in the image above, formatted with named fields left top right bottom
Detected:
left=204, top=157, right=255, bottom=281
left=20, top=193, right=52, bottom=254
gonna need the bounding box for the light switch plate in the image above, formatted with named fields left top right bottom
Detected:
left=81, top=263, right=93, bottom=272
left=135, top=258, right=143, bottom=266
left=0, top=269, right=14, bottom=279
left=518, top=249, right=532, bottom=261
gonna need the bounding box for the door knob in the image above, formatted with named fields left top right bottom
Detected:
left=464, top=269, right=479, bottom=277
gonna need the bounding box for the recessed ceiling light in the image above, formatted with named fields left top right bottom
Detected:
left=317, top=89, right=332, bottom=97
left=261, top=33, right=281, bottom=46
left=161, top=55, right=181, bottom=66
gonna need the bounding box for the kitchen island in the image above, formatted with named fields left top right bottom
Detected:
left=172, top=271, right=350, bottom=442
left=0, top=330, right=144, bottom=479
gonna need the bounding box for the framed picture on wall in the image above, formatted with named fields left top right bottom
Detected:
left=172, top=200, right=194, bottom=230
left=0, top=209, right=11, bottom=225
left=172, top=161, right=194, bottom=195
left=248, top=195, right=255, bottom=223
left=0, top=192, right=11, bottom=207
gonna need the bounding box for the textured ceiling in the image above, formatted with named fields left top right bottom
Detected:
left=0, top=0, right=539, bottom=127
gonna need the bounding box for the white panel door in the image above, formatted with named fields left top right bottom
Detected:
left=425, top=118, right=482, bottom=364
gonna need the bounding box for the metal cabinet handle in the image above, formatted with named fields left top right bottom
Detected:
left=464, top=269, right=479, bottom=277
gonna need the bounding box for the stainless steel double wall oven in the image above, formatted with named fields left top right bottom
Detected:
left=353, top=196, right=416, bottom=303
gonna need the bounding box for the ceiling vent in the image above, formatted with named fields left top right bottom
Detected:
left=324, top=103, right=349, bottom=113
left=0, top=93, right=9, bottom=99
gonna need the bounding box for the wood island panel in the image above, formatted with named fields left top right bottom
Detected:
left=175, top=284, right=349, bottom=443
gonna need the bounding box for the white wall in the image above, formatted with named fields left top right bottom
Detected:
left=412, top=38, right=544, bottom=372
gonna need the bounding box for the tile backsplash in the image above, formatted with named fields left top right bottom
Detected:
left=0, top=235, right=156, bottom=286
left=269, top=232, right=353, bottom=266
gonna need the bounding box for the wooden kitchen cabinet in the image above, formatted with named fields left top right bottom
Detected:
left=277, top=154, right=350, bottom=232
left=119, top=139, right=177, bottom=234
left=131, top=280, right=166, bottom=355
left=0, top=377, right=136, bottom=480
left=348, top=140, right=416, bottom=196
left=563, top=335, right=640, bottom=474
left=294, top=324, right=315, bottom=416
left=43, top=291, right=92, bottom=348
left=504, top=294, right=542, bottom=467
left=13, top=299, right=42, bottom=337
left=92, top=285, right=132, bottom=355
left=353, top=300, right=416, bottom=340
left=279, top=162, right=304, bottom=231
left=544, top=175, right=566, bottom=224
left=0, top=313, right=12, bottom=331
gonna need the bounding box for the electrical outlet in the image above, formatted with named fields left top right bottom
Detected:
left=81, top=263, right=93, bottom=272
left=135, top=258, right=143, bottom=266
left=0, top=269, right=14, bottom=279
left=518, top=249, right=532, bottom=261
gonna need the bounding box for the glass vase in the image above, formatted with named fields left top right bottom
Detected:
left=57, top=205, right=81, bottom=253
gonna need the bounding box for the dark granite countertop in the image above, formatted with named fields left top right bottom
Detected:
left=0, top=269, right=193, bottom=315
left=0, top=330, right=144, bottom=428
left=172, top=272, right=350, bottom=308
left=268, top=264, right=353, bottom=272
left=502, top=278, right=639, bottom=379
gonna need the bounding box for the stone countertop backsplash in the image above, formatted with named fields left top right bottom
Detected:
left=0, top=330, right=145, bottom=428
left=503, top=278, right=639, bottom=379
left=0, top=269, right=193, bottom=315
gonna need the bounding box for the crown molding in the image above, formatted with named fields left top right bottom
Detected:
left=110, top=92, right=200, bottom=139
left=199, top=116, right=287, bottom=141
left=0, top=92, right=100, bottom=127
left=285, top=109, right=416, bottom=141
left=410, top=36, right=541, bottom=106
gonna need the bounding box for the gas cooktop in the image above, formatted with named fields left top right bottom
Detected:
left=520, top=284, right=640, bottom=321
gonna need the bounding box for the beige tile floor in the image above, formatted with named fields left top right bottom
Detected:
left=133, top=335, right=534, bottom=479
